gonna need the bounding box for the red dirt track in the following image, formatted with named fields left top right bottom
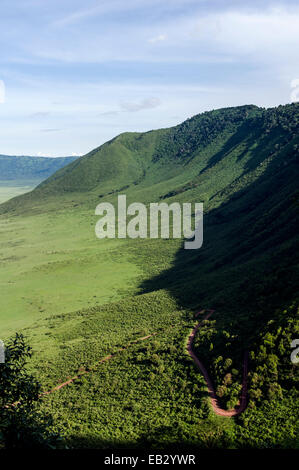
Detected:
left=41, top=332, right=158, bottom=396
left=187, top=309, right=248, bottom=417
left=7, top=333, right=159, bottom=408
left=44, top=309, right=249, bottom=418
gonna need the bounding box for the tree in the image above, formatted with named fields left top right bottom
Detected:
left=0, top=333, right=61, bottom=449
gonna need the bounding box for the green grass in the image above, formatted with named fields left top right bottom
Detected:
left=0, top=208, right=143, bottom=335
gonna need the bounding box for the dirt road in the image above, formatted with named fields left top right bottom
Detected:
left=187, top=309, right=248, bottom=417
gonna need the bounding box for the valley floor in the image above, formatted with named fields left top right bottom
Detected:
left=0, top=179, right=41, bottom=204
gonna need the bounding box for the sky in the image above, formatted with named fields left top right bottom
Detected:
left=0, top=0, right=298, bottom=157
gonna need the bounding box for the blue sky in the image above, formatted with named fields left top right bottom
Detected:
left=0, top=0, right=298, bottom=156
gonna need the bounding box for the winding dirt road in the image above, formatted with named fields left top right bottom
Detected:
left=43, top=308, right=249, bottom=417
left=9, top=308, right=248, bottom=418
left=187, top=309, right=248, bottom=417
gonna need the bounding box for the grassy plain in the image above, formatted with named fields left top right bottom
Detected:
left=0, top=179, right=40, bottom=204
left=0, top=207, right=143, bottom=335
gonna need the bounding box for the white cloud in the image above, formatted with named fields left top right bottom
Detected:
left=52, top=0, right=167, bottom=28
left=148, top=34, right=167, bottom=44
left=191, top=8, right=299, bottom=62
left=120, top=97, right=161, bottom=112
left=290, top=78, right=299, bottom=102
left=0, top=80, right=6, bottom=103
left=52, top=4, right=104, bottom=28
left=30, top=111, right=50, bottom=118
left=23, top=5, right=299, bottom=69
left=99, top=110, right=119, bottom=117
left=0, top=80, right=229, bottom=155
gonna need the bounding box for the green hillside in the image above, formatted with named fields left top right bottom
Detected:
left=0, top=104, right=298, bottom=449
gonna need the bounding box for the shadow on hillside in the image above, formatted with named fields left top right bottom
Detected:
left=198, top=117, right=265, bottom=175
left=139, top=145, right=298, bottom=338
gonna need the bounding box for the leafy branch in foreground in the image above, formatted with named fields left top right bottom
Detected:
left=0, top=333, right=62, bottom=449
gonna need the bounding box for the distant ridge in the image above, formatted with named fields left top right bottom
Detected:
left=0, top=154, right=79, bottom=181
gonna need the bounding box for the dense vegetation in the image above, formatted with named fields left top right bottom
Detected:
left=193, top=303, right=299, bottom=412
left=0, top=103, right=298, bottom=448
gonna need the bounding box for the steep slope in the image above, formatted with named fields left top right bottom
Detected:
left=1, top=103, right=297, bottom=212
left=3, top=105, right=262, bottom=200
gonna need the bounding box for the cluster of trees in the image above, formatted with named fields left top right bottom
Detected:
left=153, top=103, right=299, bottom=166
left=248, top=302, right=298, bottom=406
left=193, top=318, right=243, bottom=409
left=260, top=103, right=299, bottom=135
left=193, top=302, right=298, bottom=412
left=153, top=105, right=260, bottom=163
